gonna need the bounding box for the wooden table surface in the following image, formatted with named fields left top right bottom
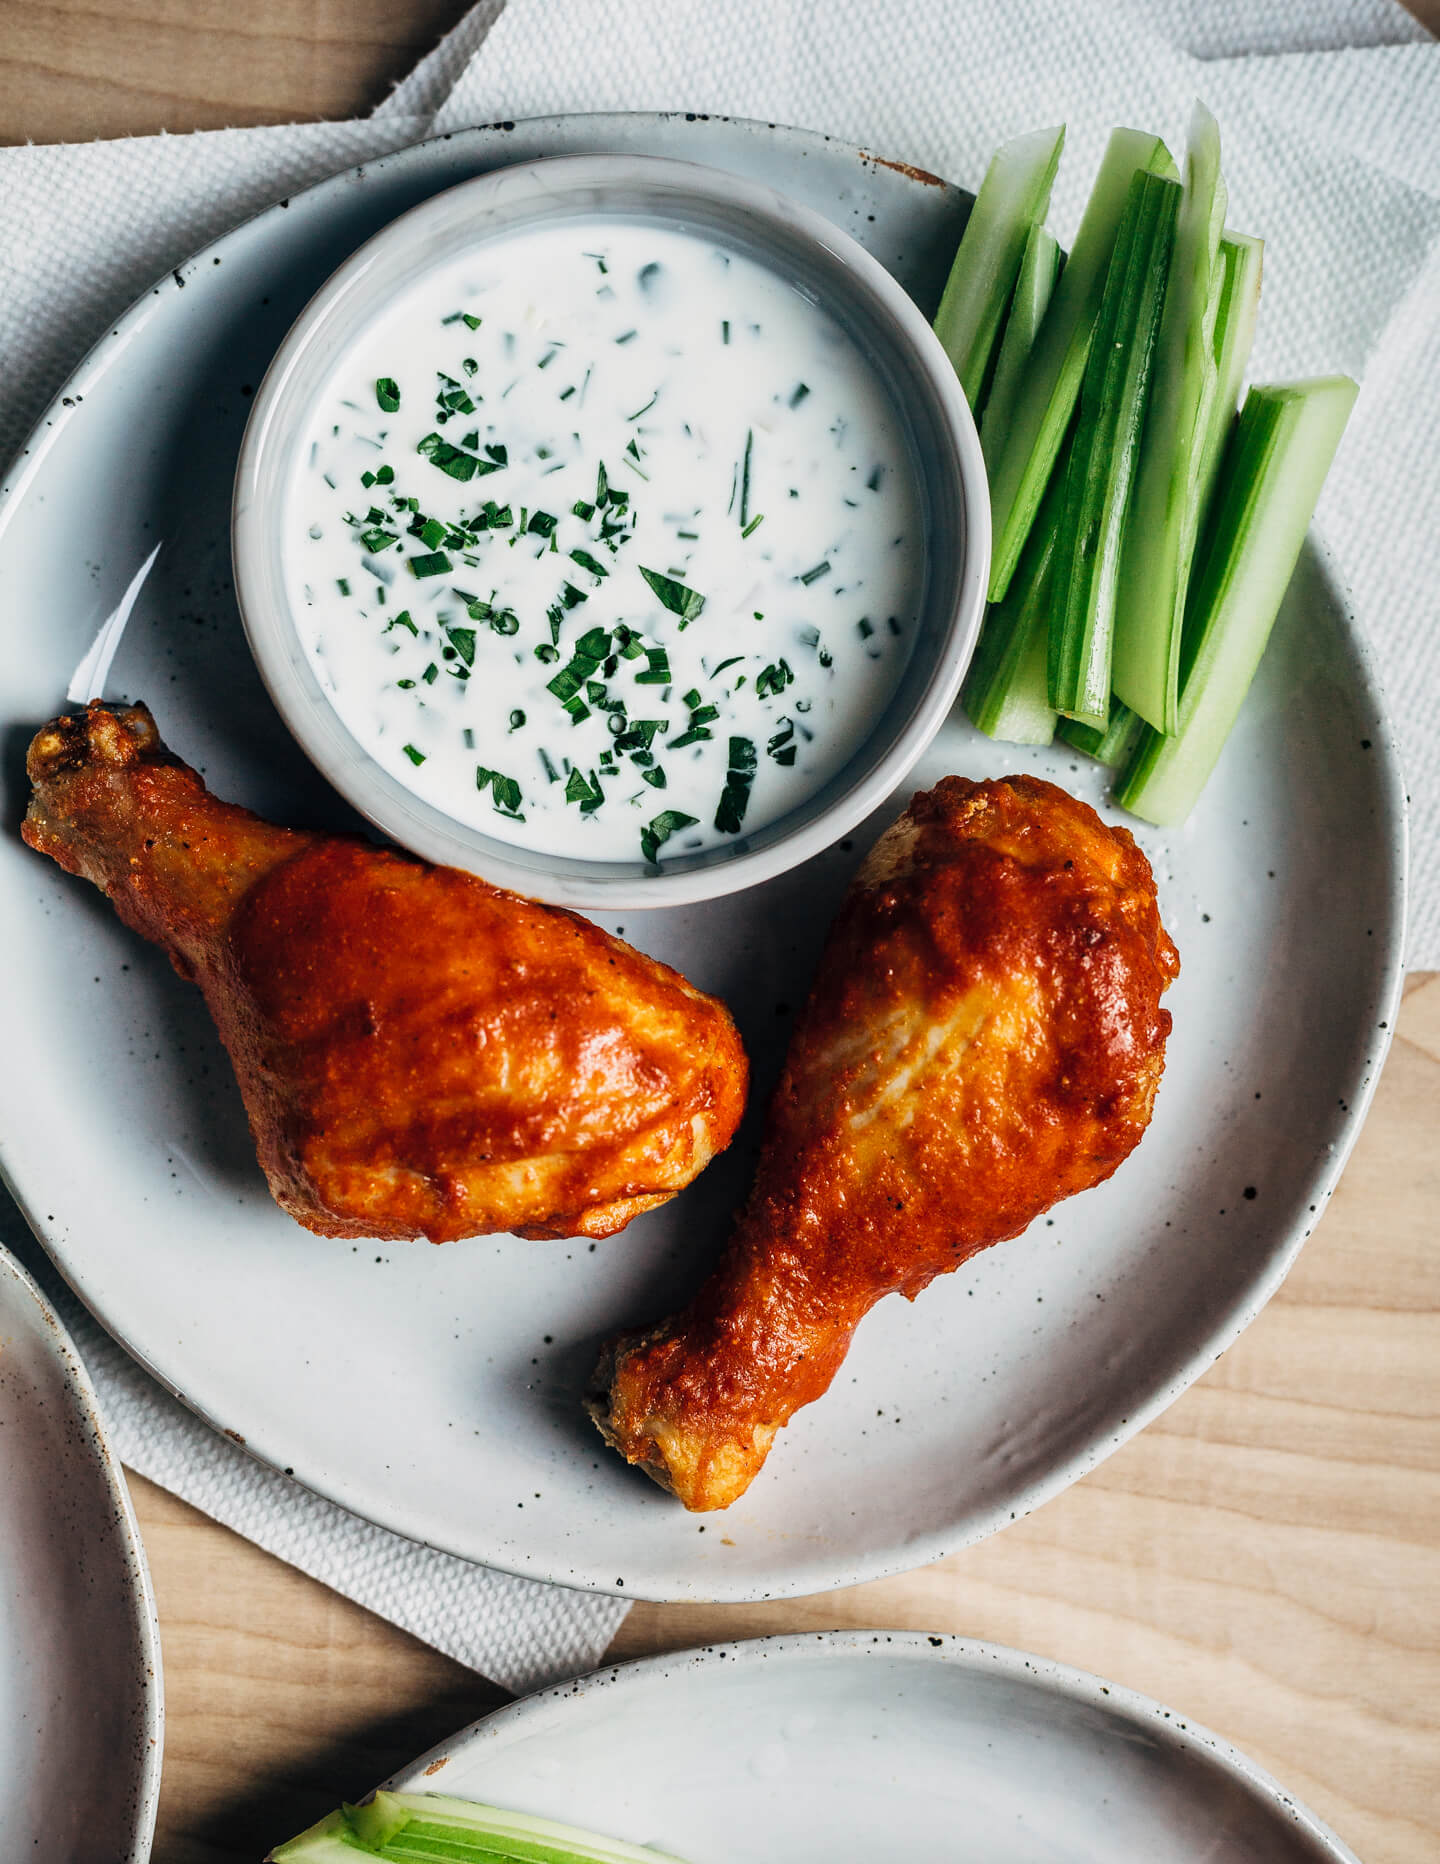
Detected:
left=3, top=7, right=1437, bottom=1863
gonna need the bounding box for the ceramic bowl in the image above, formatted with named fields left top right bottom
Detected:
left=232, top=151, right=988, bottom=908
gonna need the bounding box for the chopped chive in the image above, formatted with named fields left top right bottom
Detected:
left=627, top=392, right=658, bottom=421
left=539, top=748, right=560, bottom=783
left=408, top=551, right=452, bottom=579
left=635, top=646, right=671, bottom=685
left=528, top=510, right=558, bottom=538
left=384, top=609, right=417, bottom=636
left=572, top=498, right=595, bottom=521
left=375, top=378, right=400, bottom=413
left=798, top=560, right=831, bottom=585
left=375, top=465, right=394, bottom=485
left=396, top=678, right=415, bottom=689
left=789, top=383, right=811, bottom=407
left=570, top=548, right=610, bottom=579
left=615, top=329, right=638, bottom=345
left=721, top=320, right=730, bottom=343
left=739, top=429, right=753, bottom=528
left=711, top=655, right=745, bottom=677
left=402, top=743, right=425, bottom=765
left=336, top=578, right=351, bottom=596
left=741, top=513, right=765, bottom=538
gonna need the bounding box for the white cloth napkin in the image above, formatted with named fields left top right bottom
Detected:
left=0, top=0, right=1435, bottom=1692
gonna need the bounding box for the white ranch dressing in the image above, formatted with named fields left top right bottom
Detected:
left=287, top=217, right=925, bottom=865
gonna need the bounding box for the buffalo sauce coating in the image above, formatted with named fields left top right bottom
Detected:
left=598, top=773, right=1179, bottom=1510
left=229, top=839, right=746, bottom=1240
left=22, top=702, right=747, bottom=1245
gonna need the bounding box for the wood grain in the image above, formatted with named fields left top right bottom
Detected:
left=136, top=974, right=1440, bottom=1864
left=4, top=5, right=1436, bottom=1861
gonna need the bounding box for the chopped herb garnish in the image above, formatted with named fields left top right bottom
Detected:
left=710, top=655, right=745, bottom=679
left=463, top=312, right=482, bottom=330
left=866, top=465, right=884, bottom=492
left=721, top=320, right=730, bottom=344
left=798, top=560, right=831, bottom=585
left=375, top=465, right=394, bottom=485
left=417, top=432, right=499, bottom=482
left=422, top=662, right=438, bottom=683
left=570, top=548, right=610, bottom=579
left=444, top=625, right=476, bottom=667
left=635, top=646, right=671, bottom=685
left=767, top=719, right=797, bottom=765
left=565, top=767, right=605, bottom=814
left=385, top=609, right=418, bottom=636
left=641, top=766, right=668, bottom=788
left=396, top=678, right=415, bottom=690
left=508, top=709, right=526, bottom=731
left=418, top=517, right=447, bottom=550
left=715, top=736, right=757, bottom=834
left=857, top=617, right=875, bottom=639
left=375, top=378, right=401, bottom=413
left=476, top=766, right=523, bottom=817
left=627, top=392, right=658, bottom=421
left=359, top=526, right=398, bottom=553
left=789, top=383, right=810, bottom=407
left=539, top=748, right=560, bottom=783
left=615, top=329, right=638, bottom=345
left=640, top=810, right=698, bottom=864
left=756, top=658, right=794, bottom=698
left=402, top=743, right=425, bottom=766
left=739, top=429, right=753, bottom=528
left=527, top=510, right=558, bottom=538
left=408, top=551, right=452, bottom=579
left=336, top=578, right=351, bottom=596
left=484, top=443, right=508, bottom=465
left=741, top=513, right=765, bottom=539
left=639, top=566, right=706, bottom=625
left=572, top=499, right=595, bottom=521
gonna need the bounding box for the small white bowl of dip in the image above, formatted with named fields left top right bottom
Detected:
left=234, top=152, right=988, bottom=908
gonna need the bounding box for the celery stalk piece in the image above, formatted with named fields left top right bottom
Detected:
left=986, top=126, right=1177, bottom=602
left=1049, top=169, right=1181, bottom=727
left=1193, top=230, right=1264, bottom=534
left=980, top=222, right=1062, bottom=476
left=1114, top=377, right=1358, bottom=827
left=268, top=1789, right=690, bottom=1864
left=963, top=425, right=1075, bottom=743
left=1057, top=702, right=1146, bottom=766
left=932, top=124, right=1066, bottom=411
left=1111, top=103, right=1228, bottom=735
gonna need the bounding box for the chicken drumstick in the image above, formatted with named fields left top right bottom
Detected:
left=591, top=774, right=1179, bottom=1510
left=23, top=702, right=746, bottom=1243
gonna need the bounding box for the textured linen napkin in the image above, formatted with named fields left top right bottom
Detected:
left=1, top=0, right=1436, bottom=1693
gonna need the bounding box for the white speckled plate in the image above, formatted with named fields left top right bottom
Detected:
left=0, top=114, right=1406, bottom=1602
left=368, top=1632, right=1359, bottom=1863
left=0, top=1246, right=162, bottom=1861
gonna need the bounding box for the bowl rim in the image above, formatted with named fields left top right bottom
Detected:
left=232, top=149, right=990, bottom=908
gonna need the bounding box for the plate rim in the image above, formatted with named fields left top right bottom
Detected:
left=384, top=1627, right=1362, bottom=1863
left=0, top=1243, right=164, bottom=1863
left=0, top=110, right=1410, bottom=1603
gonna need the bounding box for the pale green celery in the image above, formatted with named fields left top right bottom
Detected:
left=268, top=1790, right=689, bottom=1864
left=1114, top=377, right=1358, bottom=826
left=986, top=126, right=1177, bottom=602
left=933, top=124, right=1065, bottom=411
left=1057, top=703, right=1146, bottom=766
left=980, top=223, right=1062, bottom=476
left=962, top=511, right=1061, bottom=745
left=1193, top=231, right=1264, bottom=534
left=1049, top=169, right=1181, bottom=727
left=1112, top=102, right=1228, bottom=735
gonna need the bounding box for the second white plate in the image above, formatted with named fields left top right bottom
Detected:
left=0, top=113, right=1406, bottom=1601
left=376, top=1632, right=1358, bottom=1863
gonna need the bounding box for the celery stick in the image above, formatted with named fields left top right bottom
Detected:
left=1194, top=231, right=1264, bottom=534
left=962, top=514, right=1059, bottom=746
left=1049, top=169, right=1181, bottom=727
left=987, top=127, right=1177, bottom=601
left=268, top=1790, right=689, bottom=1863
left=1057, top=703, right=1146, bottom=766
left=933, top=124, right=1065, bottom=410
left=1114, top=377, right=1358, bottom=826
left=1112, top=103, right=1228, bottom=735
left=980, top=222, right=1062, bottom=475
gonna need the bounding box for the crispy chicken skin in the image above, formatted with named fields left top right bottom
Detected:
left=22, top=702, right=747, bottom=1243
left=590, top=774, right=1179, bottom=1510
